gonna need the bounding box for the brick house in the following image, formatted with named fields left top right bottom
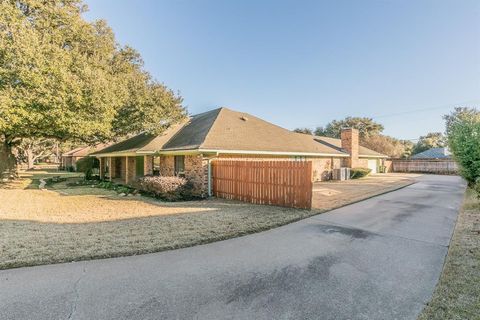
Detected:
left=92, top=107, right=386, bottom=196
left=61, top=143, right=111, bottom=170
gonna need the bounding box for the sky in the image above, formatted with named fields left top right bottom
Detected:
left=83, top=0, right=480, bottom=140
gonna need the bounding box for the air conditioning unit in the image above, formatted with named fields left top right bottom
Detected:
left=332, top=167, right=350, bottom=181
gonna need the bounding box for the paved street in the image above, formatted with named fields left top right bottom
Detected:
left=0, top=175, right=466, bottom=320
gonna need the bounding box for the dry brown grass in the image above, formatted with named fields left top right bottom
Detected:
left=0, top=171, right=417, bottom=270
left=0, top=188, right=216, bottom=223
left=418, top=188, right=480, bottom=320
left=0, top=173, right=312, bottom=269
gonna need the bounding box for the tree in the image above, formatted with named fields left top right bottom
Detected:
left=314, top=117, right=384, bottom=138
left=313, top=126, right=327, bottom=136
left=444, top=107, right=480, bottom=185
left=293, top=128, right=313, bottom=135
left=361, top=135, right=414, bottom=158
left=412, top=132, right=446, bottom=155
left=0, top=0, right=185, bottom=178
left=16, top=138, right=56, bottom=169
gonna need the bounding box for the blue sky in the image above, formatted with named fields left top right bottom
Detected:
left=84, top=0, right=480, bottom=140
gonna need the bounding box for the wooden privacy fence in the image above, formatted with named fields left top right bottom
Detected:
left=212, top=160, right=313, bottom=209
left=392, top=159, right=458, bottom=174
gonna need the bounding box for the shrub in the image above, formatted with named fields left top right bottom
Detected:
left=474, top=178, right=480, bottom=199
left=76, top=157, right=99, bottom=180
left=66, top=179, right=99, bottom=187
left=136, top=176, right=194, bottom=201
left=350, top=167, right=372, bottom=179
left=45, top=176, right=66, bottom=186
left=444, top=107, right=480, bottom=185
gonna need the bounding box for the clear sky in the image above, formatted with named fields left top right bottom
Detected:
left=83, top=0, right=480, bottom=140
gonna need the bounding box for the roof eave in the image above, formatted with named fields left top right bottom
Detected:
left=93, top=151, right=138, bottom=157
left=359, top=154, right=388, bottom=158
left=198, top=149, right=350, bottom=157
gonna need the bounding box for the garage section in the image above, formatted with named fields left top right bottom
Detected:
left=367, top=159, right=378, bottom=173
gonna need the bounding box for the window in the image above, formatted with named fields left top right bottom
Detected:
left=174, top=155, right=185, bottom=176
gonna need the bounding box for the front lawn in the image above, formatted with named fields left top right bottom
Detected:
left=1, top=171, right=417, bottom=270
left=0, top=172, right=314, bottom=269
left=418, top=188, right=480, bottom=319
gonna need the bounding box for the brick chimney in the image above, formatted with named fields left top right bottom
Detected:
left=341, top=128, right=359, bottom=168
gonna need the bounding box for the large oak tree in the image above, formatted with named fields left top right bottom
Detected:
left=0, top=0, right=185, bottom=177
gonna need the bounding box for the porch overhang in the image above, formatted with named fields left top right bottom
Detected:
left=93, top=152, right=137, bottom=158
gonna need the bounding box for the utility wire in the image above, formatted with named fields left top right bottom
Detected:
left=369, top=100, right=479, bottom=119
left=298, top=99, right=480, bottom=129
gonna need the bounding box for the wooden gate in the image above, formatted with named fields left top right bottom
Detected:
left=211, top=160, right=313, bottom=209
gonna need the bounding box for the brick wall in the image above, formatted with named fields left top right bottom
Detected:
left=157, top=154, right=208, bottom=196
left=110, top=157, right=116, bottom=178
left=159, top=156, right=174, bottom=176
left=357, top=159, right=368, bottom=168
left=126, top=157, right=135, bottom=183
left=184, top=154, right=208, bottom=196
left=217, top=154, right=341, bottom=182
left=144, top=155, right=153, bottom=176
left=311, top=158, right=332, bottom=181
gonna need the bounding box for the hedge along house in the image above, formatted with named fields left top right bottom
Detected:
left=92, top=107, right=386, bottom=197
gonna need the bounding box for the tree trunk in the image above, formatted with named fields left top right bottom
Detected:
left=27, top=149, right=35, bottom=170
left=0, top=136, right=17, bottom=181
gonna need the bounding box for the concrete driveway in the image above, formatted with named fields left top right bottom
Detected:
left=0, top=175, right=466, bottom=320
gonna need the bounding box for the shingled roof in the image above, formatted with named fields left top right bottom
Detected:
left=93, top=107, right=386, bottom=158
left=411, top=147, right=452, bottom=159
left=314, top=136, right=386, bottom=158
left=63, top=143, right=112, bottom=157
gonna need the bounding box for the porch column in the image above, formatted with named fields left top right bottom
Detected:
left=108, top=157, right=113, bottom=182
left=99, top=158, right=105, bottom=179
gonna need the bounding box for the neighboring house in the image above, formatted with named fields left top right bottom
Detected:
left=411, top=147, right=452, bottom=160
left=92, top=107, right=387, bottom=196
left=61, top=144, right=111, bottom=170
